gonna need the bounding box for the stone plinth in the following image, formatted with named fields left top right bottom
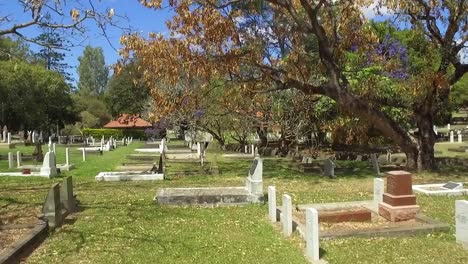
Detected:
left=379, top=170, right=419, bottom=221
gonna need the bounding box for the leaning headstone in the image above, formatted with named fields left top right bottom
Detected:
left=16, top=151, right=22, bottom=168
left=40, top=151, right=57, bottom=177
left=268, top=186, right=277, bottom=223
left=282, top=194, right=293, bottom=236
left=323, top=158, right=336, bottom=178
left=456, top=200, right=468, bottom=249
left=41, top=183, right=62, bottom=228
left=371, top=153, right=380, bottom=175
left=60, top=177, right=76, bottom=213
left=450, top=131, right=454, bottom=143
left=374, top=178, right=384, bottom=206
left=8, top=152, right=13, bottom=169
left=305, top=208, right=320, bottom=262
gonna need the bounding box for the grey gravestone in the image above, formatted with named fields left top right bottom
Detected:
left=60, top=176, right=76, bottom=213
left=371, top=153, right=380, bottom=174
left=41, top=183, right=62, bottom=228
left=323, top=158, right=336, bottom=178
left=442, top=182, right=463, bottom=190
left=246, top=157, right=263, bottom=197
left=33, top=143, right=44, bottom=162
left=40, top=151, right=57, bottom=177
left=456, top=200, right=468, bottom=249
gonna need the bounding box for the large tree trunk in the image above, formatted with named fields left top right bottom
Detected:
left=415, top=115, right=437, bottom=170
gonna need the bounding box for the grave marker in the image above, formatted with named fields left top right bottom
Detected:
left=456, top=200, right=468, bottom=249
left=268, top=186, right=276, bottom=222
left=305, top=208, right=320, bottom=262
left=450, top=131, right=454, bottom=143
left=282, top=194, right=293, bottom=236
left=60, top=177, right=76, bottom=213
left=65, top=148, right=70, bottom=166
left=459, top=133, right=463, bottom=143
left=53, top=143, right=56, bottom=153
left=40, top=151, right=57, bottom=177
left=374, top=178, right=384, bottom=206
left=7, top=132, right=11, bottom=144
left=246, top=157, right=263, bottom=197
left=323, top=158, right=336, bottom=178
left=16, top=151, right=22, bottom=168
left=41, top=183, right=62, bottom=228
left=8, top=152, right=13, bottom=169
left=82, top=148, right=86, bottom=161
left=442, top=182, right=463, bottom=190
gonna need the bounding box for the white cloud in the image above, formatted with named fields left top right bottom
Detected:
left=362, top=0, right=392, bottom=19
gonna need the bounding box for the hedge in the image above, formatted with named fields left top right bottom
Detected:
left=82, top=128, right=146, bottom=139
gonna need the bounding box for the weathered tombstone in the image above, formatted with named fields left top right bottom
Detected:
left=40, top=151, right=57, bottom=177
left=323, top=158, right=336, bottom=178
left=379, top=171, right=420, bottom=222
left=65, top=148, right=70, bottom=166
left=8, top=152, right=13, bottom=169
left=455, top=200, right=468, bottom=249
left=356, top=155, right=363, bottom=161
left=282, top=194, right=293, bottom=236
left=16, top=151, right=22, bottom=168
left=246, top=157, right=263, bottom=197
left=450, top=131, right=454, bottom=143
left=374, top=178, right=384, bottom=206
left=60, top=177, right=76, bottom=213
left=268, top=186, right=277, bottom=223
left=371, top=153, right=380, bottom=175
left=305, top=208, right=320, bottom=262
left=7, top=132, right=11, bottom=144
left=302, top=156, right=307, bottom=164
left=33, top=143, right=44, bottom=162
left=41, top=184, right=62, bottom=228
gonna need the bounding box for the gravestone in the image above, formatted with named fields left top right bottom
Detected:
left=16, top=151, right=22, bottom=168
left=60, top=177, right=76, bottom=213
left=448, top=124, right=451, bottom=130
left=82, top=148, right=86, bottom=161
left=371, top=153, right=380, bottom=174
left=8, top=152, right=13, bottom=169
left=268, top=186, right=277, bottom=222
left=379, top=171, right=420, bottom=221
left=456, top=200, right=468, bottom=249
left=305, top=208, right=320, bottom=261
left=282, top=194, right=292, bottom=236
left=459, top=133, right=463, bottom=143
left=2, top=126, right=6, bottom=143
left=450, top=131, right=454, bottom=143
left=7, top=132, right=11, bottom=144
left=374, top=178, right=384, bottom=206
left=442, top=182, right=463, bottom=190
left=323, top=158, right=336, bottom=178
left=65, top=148, right=70, bottom=166
left=41, top=183, right=62, bottom=228
left=246, top=157, right=263, bottom=198
left=32, top=143, right=44, bottom=162
left=40, top=151, right=57, bottom=177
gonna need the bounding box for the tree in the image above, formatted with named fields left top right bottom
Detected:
left=0, top=1, right=126, bottom=49
left=0, top=36, right=29, bottom=61
left=121, top=0, right=467, bottom=170
left=106, top=62, right=150, bottom=116
left=34, top=28, right=73, bottom=83
left=77, top=45, right=109, bottom=96
left=72, top=94, right=111, bottom=128
left=0, top=60, right=77, bottom=131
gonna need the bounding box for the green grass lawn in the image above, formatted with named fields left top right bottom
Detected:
left=1, top=141, right=468, bottom=263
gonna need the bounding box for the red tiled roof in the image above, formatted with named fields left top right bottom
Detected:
left=104, top=114, right=152, bottom=129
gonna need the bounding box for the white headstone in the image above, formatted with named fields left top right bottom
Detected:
left=268, top=186, right=277, bottom=223
left=82, top=148, right=86, bottom=161
left=244, top=145, right=248, bottom=154
left=374, top=178, right=384, bottom=206
left=246, top=157, right=263, bottom=196
left=459, top=133, right=463, bottom=143
left=450, top=131, right=454, bottom=143
left=65, top=148, right=70, bottom=166
left=197, top=142, right=201, bottom=158
left=254, top=146, right=259, bottom=157
left=32, top=131, right=36, bottom=143
left=455, top=200, right=468, bottom=249
left=282, top=194, right=293, bottom=236
left=16, top=151, right=22, bottom=168
left=8, top=152, right=13, bottom=169
left=2, top=130, right=6, bottom=143
left=53, top=143, right=56, bottom=153
left=448, top=124, right=451, bottom=130
left=305, top=208, right=320, bottom=261
left=40, top=151, right=57, bottom=177
left=251, top=144, right=255, bottom=156
left=7, top=132, right=11, bottom=144
left=371, top=154, right=380, bottom=175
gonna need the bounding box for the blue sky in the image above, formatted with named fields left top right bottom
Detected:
left=1, top=1, right=174, bottom=83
